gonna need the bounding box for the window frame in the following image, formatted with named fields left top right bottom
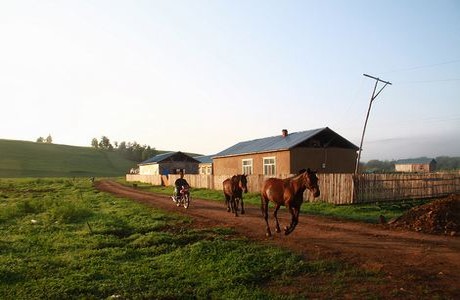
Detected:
left=242, top=159, right=253, bottom=175
left=263, top=156, right=276, bottom=176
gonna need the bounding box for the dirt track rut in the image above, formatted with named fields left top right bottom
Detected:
left=95, top=180, right=460, bottom=298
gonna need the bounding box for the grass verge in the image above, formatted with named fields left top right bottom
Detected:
left=0, top=178, right=385, bottom=299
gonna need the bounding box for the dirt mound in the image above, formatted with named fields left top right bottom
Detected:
left=390, top=194, right=460, bottom=236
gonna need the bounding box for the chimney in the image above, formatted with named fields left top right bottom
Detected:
left=282, top=129, right=288, bottom=137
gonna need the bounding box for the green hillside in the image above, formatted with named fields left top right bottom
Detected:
left=0, top=139, right=137, bottom=178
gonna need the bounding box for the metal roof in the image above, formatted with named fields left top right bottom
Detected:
left=395, top=157, right=436, bottom=164
left=140, top=151, right=200, bottom=165
left=140, top=152, right=177, bottom=165
left=194, top=155, right=214, bottom=164
left=213, top=127, right=336, bottom=158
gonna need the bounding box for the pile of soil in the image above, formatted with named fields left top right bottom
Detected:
left=390, top=194, right=460, bottom=236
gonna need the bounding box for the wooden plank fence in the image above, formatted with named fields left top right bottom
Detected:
left=126, top=171, right=460, bottom=205
left=353, top=172, right=460, bottom=204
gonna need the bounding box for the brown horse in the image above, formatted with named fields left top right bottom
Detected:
left=261, top=168, right=320, bottom=237
left=223, top=174, right=248, bottom=216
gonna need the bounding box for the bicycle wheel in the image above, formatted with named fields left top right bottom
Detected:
left=183, top=193, right=190, bottom=209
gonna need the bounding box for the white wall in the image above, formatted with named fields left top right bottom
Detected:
left=139, top=164, right=159, bottom=175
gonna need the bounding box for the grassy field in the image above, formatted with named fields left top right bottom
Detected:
left=0, top=139, right=135, bottom=178
left=0, top=178, right=385, bottom=299
left=125, top=180, right=429, bottom=224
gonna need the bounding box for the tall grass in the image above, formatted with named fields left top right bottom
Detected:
left=0, top=178, right=384, bottom=299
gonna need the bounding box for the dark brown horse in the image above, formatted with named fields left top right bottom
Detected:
left=261, top=168, right=320, bottom=237
left=223, top=174, right=248, bottom=216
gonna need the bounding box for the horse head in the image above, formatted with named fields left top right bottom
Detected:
left=303, top=168, right=320, bottom=198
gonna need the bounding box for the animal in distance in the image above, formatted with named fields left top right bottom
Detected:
left=223, top=174, right=248, bottom=217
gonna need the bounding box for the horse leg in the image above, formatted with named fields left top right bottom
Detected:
left=231, top=196, right=238, bottom=217
left=261, top=196, right=271, bottom=237
left=273, top=204, right=281, bottom=233
left=240, top=197, right=245, bottom=214
left=284, top=206, right=299, bottom=235
left=225, top=194, right=231, bottom=212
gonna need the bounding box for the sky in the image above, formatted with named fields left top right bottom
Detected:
left=1, top=0, right=459, bottom=162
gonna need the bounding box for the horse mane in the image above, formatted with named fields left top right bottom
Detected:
left=286, top=171, right=309, bottom=194
left=231, top=174, right=246, bottom=182
left=231, top=174, right=240, bottom=184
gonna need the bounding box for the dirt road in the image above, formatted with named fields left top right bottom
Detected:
left=96, top=180, right=460, bottom=298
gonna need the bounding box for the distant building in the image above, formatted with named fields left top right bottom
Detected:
left=194, top=155, right=214, bottom=175
left=138, top=151, right=199, bottom=175
left=395, top=158, right=437, bottom=173
left=212, top=127, right=359, bottom=176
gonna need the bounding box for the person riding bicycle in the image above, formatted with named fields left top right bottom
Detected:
left=173, top=170, right=189, bottom=202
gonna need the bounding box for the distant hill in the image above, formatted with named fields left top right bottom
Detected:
left=0, top=139, right=138, bottom=178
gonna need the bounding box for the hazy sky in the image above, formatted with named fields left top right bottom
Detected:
left=1, top=1, right=459, bottom=161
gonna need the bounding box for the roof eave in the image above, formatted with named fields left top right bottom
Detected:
left=213, top=148, right=291, bottom=159
left=138, top=162, right=157, bottom=166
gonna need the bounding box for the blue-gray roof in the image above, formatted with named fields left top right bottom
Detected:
left=213, top=127, right=357, bottom=158
left=396, top=157, right=436, bottom=164
left=140, top=152, right=176, bottom=164
left=139, top=151, right=200, bottom=165
left=194, top=155, right=214, bottom=164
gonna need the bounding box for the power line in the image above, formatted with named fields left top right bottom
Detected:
left=397, top=78, right=460, bottom=84
left=382, top=59, right=460, bottom=74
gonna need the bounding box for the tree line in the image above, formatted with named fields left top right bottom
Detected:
left=36, top=135, right=53, bottom=144
left=91, top=136, right=158, bottom=162
left=362, top=156, right=460, bottom=173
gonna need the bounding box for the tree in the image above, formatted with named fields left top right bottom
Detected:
left=36, top=135, right=52, bottom=143
left=362, top=160, right=395, bottom=173
left=45, top=134, right=52, bottom=144
left=436, top=156, right=460, bottom=170
left=118, top=141, right=126, bottom=151
left=142, top=146, right=157, bottom=161
left=98, top=136, right=113, bottom=150
left=91, top=138, right=99, bottom=148
left=90, top=136, right=156, bottom=162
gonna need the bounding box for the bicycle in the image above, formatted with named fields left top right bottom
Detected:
left=172, top=185, right=190, bottom=209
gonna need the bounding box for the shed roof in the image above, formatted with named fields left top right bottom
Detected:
left=395, top=157, right=436, bottom=165
left=140, top=152, right=175, bottom=164
left=213, top=127, right=358, bottom=158
left=139, top=151, right=199, bottom=165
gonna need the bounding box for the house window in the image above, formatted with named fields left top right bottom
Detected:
left=263, top=157, right=276, bottom=176
left=200, top=166, right=211, bottom=175
left=242, top=159, right=253, bottom=175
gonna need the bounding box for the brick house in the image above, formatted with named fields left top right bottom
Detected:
left=212, top=127, right=359, bottom=176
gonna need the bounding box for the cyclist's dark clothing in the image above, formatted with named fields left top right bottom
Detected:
left=175, top=178, right=189, bottom=188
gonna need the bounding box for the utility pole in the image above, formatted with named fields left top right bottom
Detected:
left=355, top=74, right=392, bottom=174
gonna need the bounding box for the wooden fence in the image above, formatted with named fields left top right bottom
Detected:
left=352, top=172, right=460, bottom=204
left=126, top=171, right=460, bottom=205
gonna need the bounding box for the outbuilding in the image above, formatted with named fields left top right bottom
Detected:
left=138, top=151, right=199, bottom=175
left=212, top=127, right=359, bottom=176
left=395, top=158, right=437, bottom=173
